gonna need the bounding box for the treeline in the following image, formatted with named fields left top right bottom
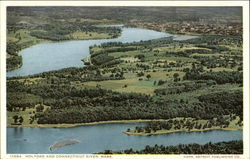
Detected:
left=8, top=66, right=125, bottom=83
left=92, top=37, right=173, bottom=50
left=100, top=140, right=243, bottom=154
left=97, top=35, right=241, bottom=50
left=30, top=31, right=70, bottom=41
left=35, top=23, right=121, bottom=35
left=30, top=25, right=121, bottom=41
left=90, top=46, right=138, bottom=56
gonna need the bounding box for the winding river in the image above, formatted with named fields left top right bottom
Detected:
left=7, top=26, right=242, bottom=154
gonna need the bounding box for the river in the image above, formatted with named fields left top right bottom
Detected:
left=7, top=26, right=242, bottom=154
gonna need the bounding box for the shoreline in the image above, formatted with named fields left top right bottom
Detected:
left=123, top=127, right=243, bottom=136
left=126, top=24, right=201, bottom=36
left=8, top=119, right=243, bottom=135
left=8, top=119, right=164, bottom=128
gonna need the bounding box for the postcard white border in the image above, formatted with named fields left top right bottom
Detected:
left=0, top=1, right=249, bottom=159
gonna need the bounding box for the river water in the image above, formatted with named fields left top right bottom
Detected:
left=7, top=123, right=242, bottom=154
left=7, top=26, right=242, bottom=154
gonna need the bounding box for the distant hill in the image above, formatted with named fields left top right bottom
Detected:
left=7, top=6, right=242, bottom=25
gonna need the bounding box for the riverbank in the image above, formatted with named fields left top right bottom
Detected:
left=123, top=127, right=243, bottom=136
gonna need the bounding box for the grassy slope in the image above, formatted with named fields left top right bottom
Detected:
left=83, top=71, right=185, bottom=95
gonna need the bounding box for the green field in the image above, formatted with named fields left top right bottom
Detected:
left=82, top=71, right=186, bottom=95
